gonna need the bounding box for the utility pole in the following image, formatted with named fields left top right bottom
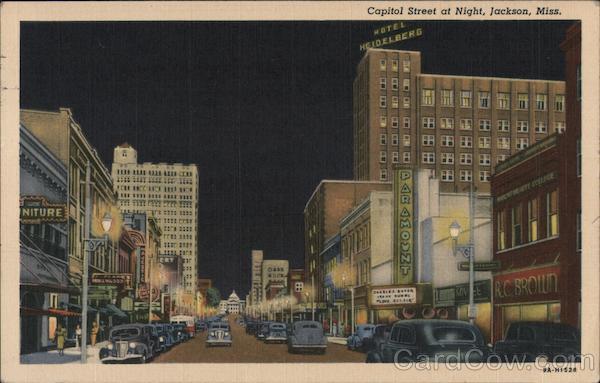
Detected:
left=81, top=162, right=92, bottom=364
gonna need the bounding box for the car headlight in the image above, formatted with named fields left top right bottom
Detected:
left=224, top=332, right=229, bottom=337
left=129, top=342, right=136, bottom=349
left=107, top=343, right=113, bottom=350
left=210, top=331, right=215, bottom=337
left=160, top=336, right=164, bottom=342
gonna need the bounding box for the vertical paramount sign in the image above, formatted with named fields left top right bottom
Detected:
left=394, top=167, right=414, bottom=284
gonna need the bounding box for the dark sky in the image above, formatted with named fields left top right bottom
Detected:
left=20, top=20, right=572, bottom=296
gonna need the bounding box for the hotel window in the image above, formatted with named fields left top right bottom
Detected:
left=422, top=135, right=435, bottom=146
left=441, top=170, right=454, bottom=182
left=460, top=90, right=472, bottom=107
left=392, top=152, right=399, bottom=163
left=547, top=190, right=559, bottom=237
left=441, top=90, right=454, bottom=106
left=379, top=59, right=386, bottom=71
left=479, top=153, right=491, bottom=166
left=460, top=153, right=472, bottom=165
left=403, top=135, right=411, bottom=146
left=576, top=138, right=581, bottom=177
left=479, top=137, right=491, bottom=149
left=392, top=60, right=398, bottom=72
left=380, top=96, right=387, bottom=108
left=516, top=120, right=529, bottom=133
left=392, top=78, right=399, bottom=90
left=497, top=154, right=507, bottom=163
left=518, top=93, right=529, bottom=109
left=379, top=151, right=387, bottom=163
left=497, top=93, right=510, bottom=109
left=392, top=96, right=399, bottom=108
left=479, top=119, right=491, bottom=131
left=516, top=137, right=529, bottom=150
left=422, top=89, right=434, bottom=106
left=498, top=210, right=506, bottom=250
left=535, top=121, right=547, bottom=133
left=403, top=97, right=410, bottom=108
left=380, top=77, right=387, bottom=90
left=380, top=115, right=387, bottom=128
left=441, top=135, right=454, bottom=147
left=380, top=134, right=387, bottom=145
left=497, top=119, right=510, bottom=132
left=576, top=65, right=581, bottom=100
left=536, top=94, right=547, bottom=110
left=392, top=117, right=399, bottom=128
left=555, top=95, right=565, bottom=111
left=459, top=170, right=472, bottom=182
left=391, top=134, right=399, bottom=146
left=441, top=152, right=454, bottom=164
left=511, top=204, right=522, bottom=247
left=403, top=60, right=410, bottom=73
left=403, top=117, right=410, bottom=129
left=479, top=171, right=490, bottom=182
left=403, top=152, right=411, bottom=163
left=460, top=136, right=472, bottom=148
left=380, top=168, right=388, bottom=181
left=422, top=152, right=435, bottom=164
left=576, top=210, right=581, bottom=250
left=528, top=198, right=538, bottom=242
left=555, top=121, right=566, bottom=133
left=441, top=118, right=454, bottom=130
left=422, top=117, right=435, bottom=129
left=460, top=119, right=473, bottom=130
left=479, top=91, right=490, bottom=108
left=403, top=79, right=410, bottom=92
left=497, top=137, right=510, bottom=149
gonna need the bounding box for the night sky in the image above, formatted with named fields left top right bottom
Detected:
left=20, top=20, right=572, bottom=296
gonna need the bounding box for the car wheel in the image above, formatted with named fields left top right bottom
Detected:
left=139, top=352, right=147, bottom=364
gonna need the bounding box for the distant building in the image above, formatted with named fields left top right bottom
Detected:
left=220, top=291, right=242, bottom=314
left=250, top=250, right=263, bottom=305
left=288, top=268, right=305, bottom=304
left=261, top=260, right=289, bottom=302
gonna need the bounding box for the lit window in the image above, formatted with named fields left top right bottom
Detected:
left=422, top=135, right=435, bottom=146
left=380, top=115, right=387, bottom=128
left=440, top=118, right=454, bottom=130
left=441, top=135, right=454, bottom=147
left=479, top=91, right=490, bottom=108
left=497, top=137, right=510, bottom=149
left=422, top=89, right=434, bottom=106
left=403, top=60, right=410, bottom=73
left=536, top=94, right=547, bottom=110
left=547, top=190, right=559, bottom=236
left=460, top=119, right=472, bottom=130
left=460, top=136, right=472, bottom=148
left=535, top=121, right=547, bottom=133
left=459, top=170, right=472, bottom=182
left=403, top=79, right=410, bottom=92
left=403, top=117, right=410, bottom=129
left=441, top=170, right=454, bottom=182
left=497, top=120, right=510, bottom=132
left=517, top=120, right=529, bottom=133
left=391, top=96, right=399, bottom=109
left=479, top=119, right=491, bottom=131
left=555, top=95, right=565, bottom=112
left=379, top=59, right=386, bottom=71
left=391, top=60, right=398, bottom=72
left=441, top=152, right=454, bottom=164
left=441, top=90, right=454, bottom=106
left=403, top=97, right=410, bottom=108
left=518, top=94, right=529, bottom=109
left=403, top=135, right=411, bottom=146
left=460, top=153, right=472, bottom=165
left=422, top=152, right=435, bottom=164
left=497, top=93, right=510, bottom=109
left=460, top=91, right=472, bottom=108
left=528, top=198, right=538, bottom=242
left=422, top=117, right=435, bottom=129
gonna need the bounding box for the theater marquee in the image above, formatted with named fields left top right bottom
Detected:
left=394, top=167, right=414, bottom=284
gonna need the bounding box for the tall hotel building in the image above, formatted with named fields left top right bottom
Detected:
left=111, top=144, right=199, bottom=293
left=353, top=49, right=566, bottom=192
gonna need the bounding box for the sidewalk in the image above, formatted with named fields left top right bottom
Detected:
left=20, top=341, right=110, bottom=364
left=327, top=336, right=347, bottom=346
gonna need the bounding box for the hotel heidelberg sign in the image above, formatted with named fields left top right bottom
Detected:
left=20, top=196, right=67, bottom=224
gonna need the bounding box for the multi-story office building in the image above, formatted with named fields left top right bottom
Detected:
left=111, top=143, right=198, bottom=294
left=353, top=49, right=566, bottom=192
left=249, top=250, right=264, bottom=305
left=261, top=259, right=289, bottom=302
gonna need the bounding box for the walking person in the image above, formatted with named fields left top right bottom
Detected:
left=90, top=321, right=99, bottom=347
left=75, top=324, right=82, bottom=349
left=55, top=323, right=67, bottom=356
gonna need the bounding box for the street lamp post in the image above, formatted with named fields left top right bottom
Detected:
left=449, top=182, right=476, bottom=325
left=81, top=161, right=113, bottom=364
left=311, top=274, right=315, bottom=321
left=342, top=274, right=355, bottom=336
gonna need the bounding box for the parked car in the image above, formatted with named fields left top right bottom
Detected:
left=347, top=324, right=376, bottom=351
left=206, top=321, right=232, bottom=347
left=165, top=324, right=180, bottom=345
left=99, top=324, right=156, bottom=364
left=245, top=321, right=258, bottom=335
left=287, top=320, right=327, bottom=354
left=363, top=324, right=391, bottom=352
left=153, top=323, right=174, bottom=352
left=494, top=321, right=581, bottom=362
left=173, top=323, right=189, bottom=342
left=195, top=321, right=208, bottom=332
left=256, top=322, right=271, bottom=340
left=366, top=320, right=489, bottom=363
left=264, top=322, right=288, bottom=343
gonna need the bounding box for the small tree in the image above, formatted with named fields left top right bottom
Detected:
left=206, top=287, right=221, bottom=307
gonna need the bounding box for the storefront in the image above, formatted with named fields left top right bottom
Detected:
left=435, top=279, right=492, bottom=343
left=492, top=264, right=562, bottom=341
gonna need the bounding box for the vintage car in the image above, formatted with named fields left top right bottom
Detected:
left=366, top=320, right=489, bottom=363
left=206, top=321, right=232, bottom=347
left=264, top=322, right=288, bottom=343
left=173, top=323, right=189, bottom=342
left=154, top=323, right=174, bottom=351
left=287, top=321, right=327, bottom=354
left=165, top=324, right=180, bottom=345
left=99, top=324, right=157, bottom=364
left=255, top=322, right=271, bottom=340
left=195, top=321, right=208, bottom=332
left=245, top=321, right=259, bottom=335
left=362, top=324, right=391, bottom=352
left=494, top=321, right=581, bottom=362
left=346, top=324, right=376, bottom=351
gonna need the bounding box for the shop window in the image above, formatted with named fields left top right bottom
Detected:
left=511, top=204, right=522, bottom=247
left=547, top=190, right=559, bottom=237
left=528, top=199, right=538, bottom=242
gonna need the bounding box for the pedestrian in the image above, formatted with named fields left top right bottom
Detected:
left=90, top=321, right=99, bottom=347
left=75, top=324, right=82, bottom=349
left=55, top=323, right=67, bottom=356
left=99, top=321, right=106, bottom=342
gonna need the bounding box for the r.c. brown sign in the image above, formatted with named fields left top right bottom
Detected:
left=494, top=265, right=560, bottom=304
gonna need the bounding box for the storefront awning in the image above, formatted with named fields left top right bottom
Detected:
left=20, top=306, right=81, bottom=317
left=48, top=308, right=81, bottom=317
left=68, top=303, right=98, bottom=315
left=105, top=304, right=128, bottom=319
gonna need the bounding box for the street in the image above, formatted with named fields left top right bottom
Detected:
left=152, top=317, right=364, bottom=363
